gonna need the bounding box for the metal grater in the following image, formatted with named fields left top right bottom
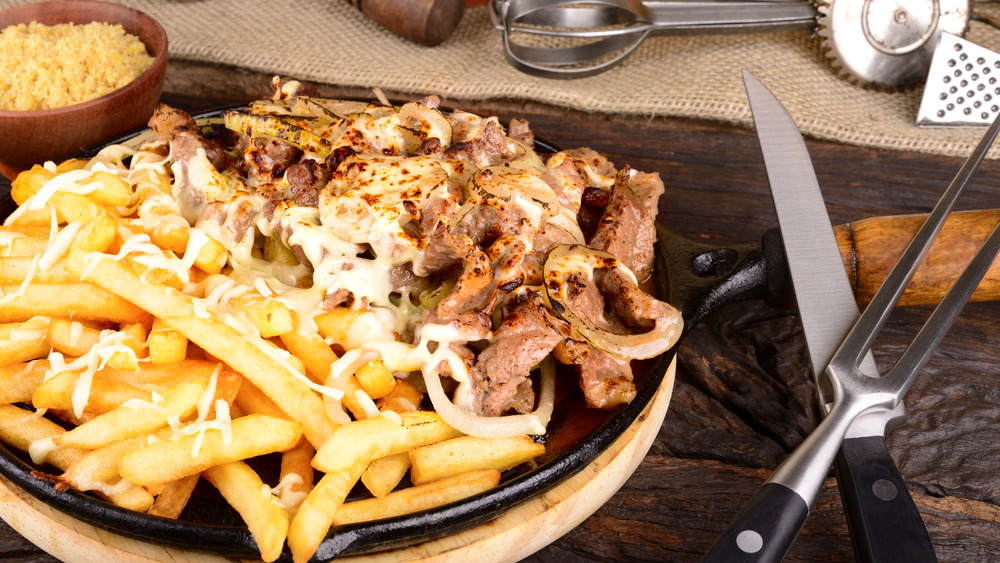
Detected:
left=917, top=32, right=1000, bottom=127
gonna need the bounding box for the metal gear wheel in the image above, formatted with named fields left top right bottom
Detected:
left=817, top=0, right=972, bottom=88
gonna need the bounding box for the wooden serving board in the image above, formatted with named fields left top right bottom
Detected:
left=0, top=359, right=676, bottom=563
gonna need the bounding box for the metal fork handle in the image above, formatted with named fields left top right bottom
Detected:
left=490, top=0, right=817, bottom=78
left=493, top=0, right=817, bottom=36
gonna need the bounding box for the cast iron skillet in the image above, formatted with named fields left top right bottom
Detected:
left=0, top=107, right=790, bottom=561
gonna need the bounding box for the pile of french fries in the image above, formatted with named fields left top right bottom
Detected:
left=0, top=152, right=546, bottom=562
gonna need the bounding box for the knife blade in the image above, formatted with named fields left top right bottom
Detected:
left=741, top=71, right=936, bottom=562
left=702, top=71, right=936, bottom=562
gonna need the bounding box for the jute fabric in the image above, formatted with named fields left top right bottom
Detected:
left=5, top=0, right=1000, bottom=158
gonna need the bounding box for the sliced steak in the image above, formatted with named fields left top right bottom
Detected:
left=468, top=290, right=570, bottom=416
left=587, top=166, right=663, bottom=280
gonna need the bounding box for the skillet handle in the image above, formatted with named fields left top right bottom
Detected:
left=702, top=482, right=809, bottom=562
left=835, top=436, right=937, bottom=563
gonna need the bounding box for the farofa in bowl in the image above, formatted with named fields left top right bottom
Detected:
left=0, top=0, right=167, bottom=179
left=0, top=20, right=155, bottom=111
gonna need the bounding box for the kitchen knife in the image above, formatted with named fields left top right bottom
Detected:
left=740, top=71, right=935, bottom=562
left=702, top=70, right=946, bottom=563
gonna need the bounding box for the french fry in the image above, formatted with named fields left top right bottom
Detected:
left=103, top=321, right=147, bottom=371
left=70, top=212, right=118, bottom=253
left=11, top=166, right=131, bottom=208
left=354, top=359, right=395, bottom=400
left=277, top=438, right=315, bottom=513
left=148, top=317, right=188, bottom=364
left=54, top=432, right=159, bottom=512
left=62, top=251, right=196, bottom=319
left=122, top=254, right=186, bottom=290
left=408, top=435, right=545, bottom=486
left=0, top=319, right=50, bottom=365
left=1, top=234, right=50, bottom=256
left=61, top=429, right=171, bottom=487
left=314, top=307, right=367, bottom=344
left=235, top=294, right=294, bottom=338
left=76, top=170, right=133, bottom=207
left=53, top=379, right=209, bottom=449
left=376, top=378, right=424, bottom=413
left=287, top=463, right=366, bottom=563
left=162, top=315, right=334, bottom=448
left=0, top=403, right=86, bottom=470
left=0, top=283, right=149, bottom=324
left=110, top=358, right=224, bottom=391
left=55, top=158, right=88, bottom=173
left=119, top=414, right=302, bottom=487
left=147, top=474, right=199, bottom=518
left=9, top=165, right=54, bottom=205
left=361, top=452, right=411, bottom=498
left=47, top=318, right=102, bottom=357
left=0, top=256, right=76, bottom=283
left=0, top=401, right=156, bottom=511
left=140, top=216, right=228, bottom=276
left=332, top=469, right=501, bottom=526
left=312, top=411, right=463, bottom=474
left=339, top=375, right=367, bottom=420
left=32, top=370, right=149, bottom=414
left=0, top=225, right=50, bottom=238
left=0, top=360, right=47, bottom=403
left=234, top=378, right=288, bottom=419
left=203, top=461, right=289, bottom=563
left=104, top=484, right=156, bottom=512
left=279, top=320, right=338, bottom=385
left=7, top=190, right=108, bottom=226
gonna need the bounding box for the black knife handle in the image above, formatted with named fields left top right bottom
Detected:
left=703, top=482, right=809, bottom=563
left=834, top=436, right=937, bottom=563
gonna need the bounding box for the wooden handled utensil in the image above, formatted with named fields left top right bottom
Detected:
left=346, top=0, right=465, bottom=46
left=659, top=207, right=1000, bottom=334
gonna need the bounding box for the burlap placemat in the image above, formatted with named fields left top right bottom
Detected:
left=6, top=0, right=1000, bottom=158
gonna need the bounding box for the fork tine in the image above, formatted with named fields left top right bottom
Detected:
left=833, top=112, right=1000, bottom=370
left=882, top=215, right=1000, bottom=391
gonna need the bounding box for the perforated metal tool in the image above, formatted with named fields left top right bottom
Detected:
left=917, top=32, right=1000, bottom=126
left=488, top=0, right=972, bottom=87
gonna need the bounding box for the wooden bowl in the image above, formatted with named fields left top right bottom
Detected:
left=0, top=0, right=168, bottom=179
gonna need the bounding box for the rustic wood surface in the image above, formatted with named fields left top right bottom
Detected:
left=3, top=60, right=1000, bottom=561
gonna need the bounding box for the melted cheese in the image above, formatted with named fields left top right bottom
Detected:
left=28, top=437, right=57, bottom=465
left=271, top=472, right=308, bottom=511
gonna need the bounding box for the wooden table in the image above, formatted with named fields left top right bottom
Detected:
left=3, top=60, right=1000, bottom=561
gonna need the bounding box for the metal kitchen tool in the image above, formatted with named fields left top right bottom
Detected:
left=488, top=0, right=971, bottom=86
left=703, top=72, right=1000, bottom=562
left=743, top=69, right=934, bottom=562
left=917, top=32, right=1000, bottom=127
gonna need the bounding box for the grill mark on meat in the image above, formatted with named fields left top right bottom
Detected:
left=444, top=120, right=513, bottom=167
left=150, top=98, right=668, bottom=422
left=245, top=137, right=303, bottom=183
left=432, top=232, right=497, bottom=319
left=541, top=157, right=586, bottom=213
left=508, top=118, right=534, bottom=149
left=576, top=347, right=636, bottom=409
left=587, top=166, right=664, bottom=280
left=150, top=105, right=233, bottom=173
left=468, top=290, right=570, bottom=416
left=285, top=160, right=329, bottom=208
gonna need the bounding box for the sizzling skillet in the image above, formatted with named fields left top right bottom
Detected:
left=0, top=107, right=678, bottom=561
left=1, top=107, right=999, bottom=561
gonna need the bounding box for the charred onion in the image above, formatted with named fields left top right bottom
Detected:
left=542, top=244, right=682, bottom=360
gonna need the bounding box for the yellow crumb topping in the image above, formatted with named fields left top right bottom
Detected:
left=0, top=21, right=155, bottom=111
